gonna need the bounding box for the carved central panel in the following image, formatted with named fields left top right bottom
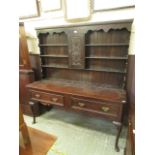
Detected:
left=68, top=35, right=85, bottom=69
left=71, top=37, right=82, bottom=66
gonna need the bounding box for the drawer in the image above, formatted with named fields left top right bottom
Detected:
left=71, top=97, right=122, bottom=120
left=30, top=90, right=64, bottom=106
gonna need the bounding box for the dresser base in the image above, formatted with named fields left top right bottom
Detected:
left=27, top=80, right=126, bottom=152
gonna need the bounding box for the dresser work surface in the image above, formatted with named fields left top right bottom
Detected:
left=26, top=20, right=132, bottom=152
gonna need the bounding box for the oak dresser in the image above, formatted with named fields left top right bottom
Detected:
left=27, top=20, right=132, bottom=151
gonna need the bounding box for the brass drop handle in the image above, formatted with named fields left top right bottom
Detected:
left=35, top=94, right=40, bottom=98
left=121, top=100, right=126, bottom=103
left=101, top=106, right=110, bottom=112
left=78, top=102, right=85, bottom=107
left=51, top=97, right=58, bottom=102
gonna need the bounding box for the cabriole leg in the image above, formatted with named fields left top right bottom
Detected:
left=29, top=101, right=36, bottom=124
left=112, top=121, right=122, bottom=152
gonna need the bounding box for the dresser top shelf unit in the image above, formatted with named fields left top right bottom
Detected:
left=37, top=20, right=131, bottom=91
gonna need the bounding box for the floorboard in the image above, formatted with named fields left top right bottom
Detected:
left=19, top=127, right=57, bottom=155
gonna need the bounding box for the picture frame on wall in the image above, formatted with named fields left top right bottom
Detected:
left=64, top=0, right=91, bottom=22
left=41, top=0, right=62, bottom=13
left=19, top=0, right=40, bottom=19
left=93, top=0, right=135, bottom=12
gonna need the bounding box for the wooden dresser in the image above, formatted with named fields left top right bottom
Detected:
left=27, top=20, right=132, bottom=151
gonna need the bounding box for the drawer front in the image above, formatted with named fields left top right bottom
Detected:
left=71, top=97, right=122, bottom=120
left=30, top=90, right=64, bottom=106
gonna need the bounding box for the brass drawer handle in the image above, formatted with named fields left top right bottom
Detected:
left=78, top=102, right=85, bottom=107
left=35, top=94, right=40, bottom=98
left=101, top=106, right=110, bottom=112
left=122, top=100, right=126, bottom=103
left=51, top=97, right=58, bottom=102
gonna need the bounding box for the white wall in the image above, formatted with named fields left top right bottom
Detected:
left=129, top=20, right=135, bottom=55
left=20, top=1, right=135, bottom=55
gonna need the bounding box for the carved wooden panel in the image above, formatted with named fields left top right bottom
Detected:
left=68, top=34, right=85, bottom=69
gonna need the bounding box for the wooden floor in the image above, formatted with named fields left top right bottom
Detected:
left=19, top=127, right=57, bottom=155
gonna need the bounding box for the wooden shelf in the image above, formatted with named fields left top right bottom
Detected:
left=41, top=65, right=125, bottom=73
left=86, top=68, right=126, bottom=73
left=85, top=56, right=128, bottom=60
left=40, top=55, right=68, bottom=58
left=85, top=43, right=129, bottom=47
left=41, top=65, right=68, bottom=69
left=39, top=44, right=68, bottom=47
